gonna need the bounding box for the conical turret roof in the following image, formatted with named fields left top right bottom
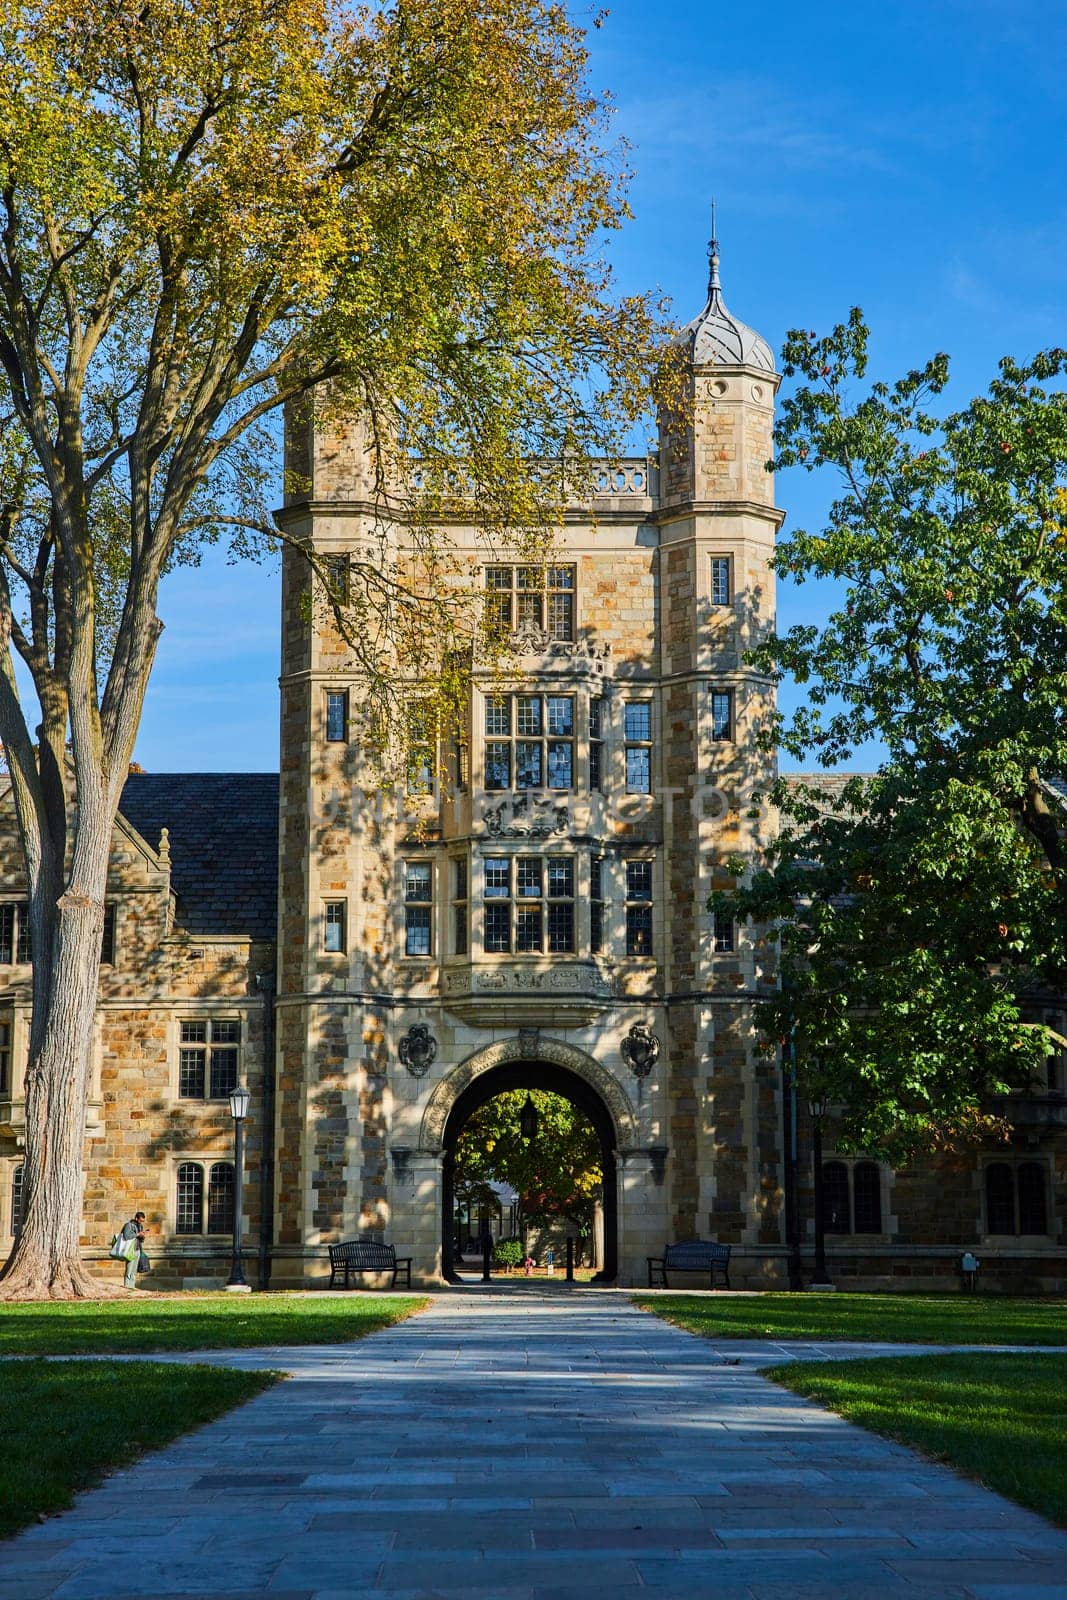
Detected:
left=680, top=233, right=774, bottom=372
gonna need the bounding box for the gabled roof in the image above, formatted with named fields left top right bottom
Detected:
left=119, top=773, right=278, bottom=943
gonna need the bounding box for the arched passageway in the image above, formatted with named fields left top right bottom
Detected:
left=439, top=1059, right=618, bottom=1284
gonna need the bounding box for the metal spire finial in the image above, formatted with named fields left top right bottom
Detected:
left=708, top=199, right=721, bottom=297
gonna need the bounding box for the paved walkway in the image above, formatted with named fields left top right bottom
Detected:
left=4, top=1288, right=1067, bottom=1599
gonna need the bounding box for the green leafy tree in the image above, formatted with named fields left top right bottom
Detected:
left=0, top=0, right=667, bottom=1297
left=722, top=317, right=1067, bottom=1154
left=454, top=1090, right=601, bottom=1231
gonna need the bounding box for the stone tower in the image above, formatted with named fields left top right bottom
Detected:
left=273, top=239, right=784, bottom=1287
left=657, top=233, right=783, bottom=1254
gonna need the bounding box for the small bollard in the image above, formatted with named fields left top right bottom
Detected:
left=566, top=1237, right=574, bottom=1282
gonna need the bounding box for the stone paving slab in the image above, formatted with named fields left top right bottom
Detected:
left=3, top=1287, right=1067, bottom=1597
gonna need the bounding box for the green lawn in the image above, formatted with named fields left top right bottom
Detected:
left=0, top=1360, right=277, bottom=1541
left=768, top=1352, right=1067, bottom=1526
left=0, top=1292, right=428, bottom=1355
left=632, top=1291, right=1067, bottom=1346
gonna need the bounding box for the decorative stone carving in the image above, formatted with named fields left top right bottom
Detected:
left=471, top=964, right=614, bottom=996
left=507, top=631, right=611, bottom=671
left=621, top=1022, right=660, bottom=1078
left=419, top=1034, right=639, bottom=1153
left=510, top=624, right=553, bottom=654
left=398, top=1023, right=437, bottom=1078
left=483, top=794, right=569, bottom=839
left=547, top=965, right=613, bottom=994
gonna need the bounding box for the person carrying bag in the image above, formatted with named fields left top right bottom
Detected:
left=109, top=1211, right=147, bottom=1289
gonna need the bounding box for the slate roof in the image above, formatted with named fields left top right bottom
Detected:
left=118, top=773, right=279, bottom=943
left=781, top=772, right=873, bottom=816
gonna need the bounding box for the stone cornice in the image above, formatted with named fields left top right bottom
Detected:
left=654, top=499, right=786, bottom=530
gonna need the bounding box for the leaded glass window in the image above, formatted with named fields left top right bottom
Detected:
left=625, top=859, right=653, bottom=956
left=483, top=565, right=575, bottom=640
left=481, top=856, right=574, bottom=954
left=207, top=1163, right=235, bottom=1235
left=404, top=861, right=433, bottom=957
left=624, top=703, right=652, bottom=794
left=176, top=1163, right=204, bottom=1235
left=484, top=694, right=574, bottom=791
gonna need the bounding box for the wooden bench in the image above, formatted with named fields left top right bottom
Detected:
left=647, top=1240, right=731, bottom=1290
left=328, top=1238, right=412, bottom=1289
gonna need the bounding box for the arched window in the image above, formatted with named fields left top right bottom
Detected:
left=1017, top=1162, right=1048, bottom=1236
left=985, top=1163, right=1017, bottom=1235
left=852, top=1162, right=883, bottom=1234
left=207, top=1163, right=235, bottom=1235
left=823, top=1161, right=851, bottom=1233
left=10, top=1164, right=23, bottom=1237
left=176, top=1163, right=204, bottom=1235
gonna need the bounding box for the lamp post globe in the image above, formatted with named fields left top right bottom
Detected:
left=229, top=1083, right=251, bottom=1123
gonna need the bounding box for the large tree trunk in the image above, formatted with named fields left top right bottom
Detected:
left=1, top=842, right=119, bottom=1299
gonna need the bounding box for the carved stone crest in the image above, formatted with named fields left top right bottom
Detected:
left=483, top=794, right=569, bottom=839
left=398, top=1024, right=437, bottom=1078
left=510, top=625, right=553, bottom=654
left=621, top=1022, right=660, bottom=1078
left=507, top=631, right=611, bottom=673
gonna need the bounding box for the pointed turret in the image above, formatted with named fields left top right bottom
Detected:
left=679, top=228, right=775, bottom=373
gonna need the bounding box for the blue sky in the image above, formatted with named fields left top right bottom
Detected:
left=135, top=0, right=1067, bottom=772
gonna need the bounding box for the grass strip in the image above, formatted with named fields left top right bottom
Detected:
left=0, top=1293, right=428, bottom=1355
left=0, top=1360, right=278, bottom=1542
left=632, top=1291, right=1067, bottom=1346
left=767, top=1351, right=1067, bottom=1526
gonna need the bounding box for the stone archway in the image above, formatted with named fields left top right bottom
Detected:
left=427, top=1036, right=635, bottom=1285
left=419, top=1034, right=639, bottom=1154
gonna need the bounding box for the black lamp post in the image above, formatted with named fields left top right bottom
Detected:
left=808, top=1091, right=834, bottom=1290
left=227, top=1083, right=251, bottom=1290
left=519, top=1095, right=538, bottom=1144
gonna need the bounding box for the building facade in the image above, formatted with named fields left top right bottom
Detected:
left=271, top=240, right=784, bottom=1289
left=2, top=244, right=1065, bottom=1290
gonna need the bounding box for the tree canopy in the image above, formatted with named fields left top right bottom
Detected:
left=721, top=317, right=1067, bottom=1157
left=454, top=1090, right=601, bottom=1230
left=0, top=0, right=666, bottom=1296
